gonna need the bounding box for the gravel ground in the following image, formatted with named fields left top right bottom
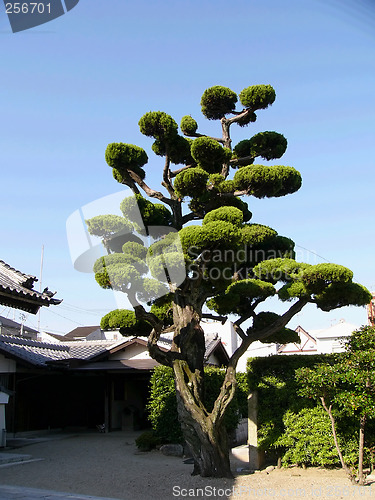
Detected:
left=0, top=431, right=374, bottom=499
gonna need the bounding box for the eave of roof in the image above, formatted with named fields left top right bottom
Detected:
left=0, top=260, right=62, bottom=314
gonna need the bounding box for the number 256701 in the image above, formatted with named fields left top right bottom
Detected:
left=5, top=3, right=51, bottom=14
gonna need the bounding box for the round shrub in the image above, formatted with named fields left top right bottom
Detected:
left=239, top=84, right=276, bottom=110
left=100, top=309, right=137, bottom=330
left=122, top=241, right=147, bottom=259
left=180, top=115, right=198, bottom=135
left=191, top=137, right=232, bottom=174
left=200, top=220, right=240, bottom=248
left=247, top=131, right=287, bottom=161
left=173, top=167, right=209, bottom=198
left=233, top=165, right=283, bottom=198
left=85, top=215, right=132, bottom=238
left=138, top=111, right=178, bottom=140
left=105, top=143, right=148, bottom=170
left=203, top=206, right=244, bottom=227
left=200, top=86, right=238, bottom=120
left=152, top=135, right=193, bottom=165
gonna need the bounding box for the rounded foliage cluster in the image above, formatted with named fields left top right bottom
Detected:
left=138, top=111, right=178, bottom=140
left=239, top=84, right=276, bottom=110
left=200, top=220, right=240, bottom=249
left=233, top=132, right=287, bottom=162
left=105, top=143, right=148, bottom=181
left=200, top=86, right=238, bottom=120
left=208, top=279, right=276, bottom=316
left=122, top=241, right=147, bottom=259
left=239, top=223, right=277, bottom=246
left=85, top=215, right=132, bottom=238
left=234, top=165, right=282, bottom=197
left=203, top=206, right=243, bottom=227
left=211, top=195, right=252, bottom=222
left=174, top=167, right=209, bottom=198
left=93, top=253, right=147, bottom=275
left=120, top=194, right=172, bottom=231
left=233, top=165, right=301, bottom=198
left=100, top=308, right=137, bottom=330
left=250, top=312, right=300, bottom=344
left=180, top=115, right=198, bottom=135
left=190, top=137, right=232, bottom=174
left=152, top=135, right=193, bottom=165
left=236, top=111, right=257, bottom=127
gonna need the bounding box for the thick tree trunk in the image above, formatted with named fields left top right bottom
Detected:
left=173, top=359, right=233, bottom=478
left=171, top=296, right=234, bottom=478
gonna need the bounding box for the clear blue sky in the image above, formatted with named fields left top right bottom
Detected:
left=0, top=0, right=374, bottom=334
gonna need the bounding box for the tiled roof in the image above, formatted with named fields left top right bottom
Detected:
left=0, top=334, right=70, bottom=367
left=0, top=335, right=120, bottom=368
left=0, top=260, right=62, bottom=314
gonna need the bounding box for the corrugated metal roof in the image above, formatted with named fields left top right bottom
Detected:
left=0, top=260, right=62, bottom=314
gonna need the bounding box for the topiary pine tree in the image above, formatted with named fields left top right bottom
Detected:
left=86, top=84, right=371, bottom=478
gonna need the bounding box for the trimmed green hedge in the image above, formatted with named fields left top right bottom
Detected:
left=247, top=354, right=337, bottom=465
left=147, top=365, right=249, bottom=444
left=247, top=354, right=375, bottom=468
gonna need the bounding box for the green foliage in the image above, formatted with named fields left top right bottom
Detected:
left=236, top=111, right=257, bottom=127
left=147, top=251, right=186, bottom=282
left=181, top=115, right=198, bottom=135
left=191, top=137, right=232, bottom=174
left=239, top=84, right=276, bottom=110
left=233, top=165, right=301, bottom=198
left=247, top=354, right=337, bottom=453
left=295, top=327, right=375, bottom=474
left=136, top=278, right=169, bottom=303
left=253, top=258, right=309, bottom=285
left=207, top=279, right=275, bottom=316
left=100, top=308, right=152, bottom=336
left=100, top=308, right=136, bottom=330
left=200, top=221, right=241, bottom=249
left=85, top=215, right=132, bottom=239
left=314, top=282, right=372, bottom=312
left=203, top=206, right=243, bottom=227
left=95, top=263, right=142, bottom=292
left=147, top=365, right=247, bottom=444
left=250, top=312, right=300, bottom=344
left=275, top=407, right=339, bottom=467
left=174, top=167, right=209, bottom=198
left=138, top=111, right=178, bottom=140
left=152, top=135, right=193, bottom=165
left=301, top=263, right=353, bottom=292
left=239, top=223, right=277, bottom=246
left=233, top=132, right=287, bottom=162
left=93, top=253, right=148, bottom=275
left=200, top=86, right=237, bottom=120
left=105, top=143, right=148, bottom=171
left=135, top=430, right=161, bottom=451
left=120, top=194, right=172, bottom=231
left=150, top=294, right=174, bottom=327
left=122, top=241, right=147, bottom=259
